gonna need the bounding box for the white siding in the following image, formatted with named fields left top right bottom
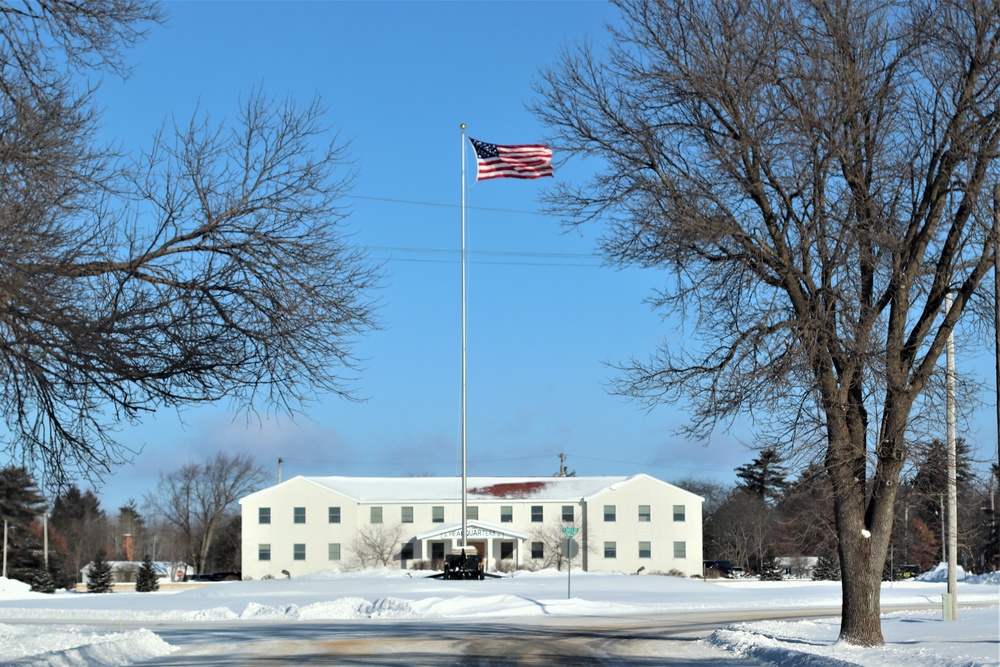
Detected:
left=239, top=474, right=703, bottom=579
left=585, top=475, right=703, bottom=576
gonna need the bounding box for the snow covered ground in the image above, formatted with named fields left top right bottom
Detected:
left=0, top=566, right=995, bottom=666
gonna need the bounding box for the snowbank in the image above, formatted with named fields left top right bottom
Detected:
left=0, top=572, right=995, bottom=666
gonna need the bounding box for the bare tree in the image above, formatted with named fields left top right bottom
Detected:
left=528, top=517, right=589, bottom=571
left=672, top=477, right=729, bottom=521
left=534, top=0, right=998, bottom=645
left=145, top=452, right=268, bottom=573
left=351, top=523, right=404, bottom=569
left=707, top=490, right=772, bottom=573
left=0, top=3, right=378, bottom=486
left=775, top=463, right=838, bottom=558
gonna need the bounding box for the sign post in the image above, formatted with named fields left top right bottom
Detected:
left=561, top=526, right=579, bottom=599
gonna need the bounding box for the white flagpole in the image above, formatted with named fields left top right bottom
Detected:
left=460, top=123, right=468, bottom=549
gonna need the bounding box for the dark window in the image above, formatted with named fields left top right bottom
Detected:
left=467, top=505, right=479, bottom=520
left=329, top=506, right=341, bottom=523
left=258, top=544, right=271, bottom=561
left=432, top=506, right=444, bottom=523
left=294, top=544, right=306, bottom=560
left=603, top=505, right=615, bottom=522
left=293, top=507, right=306, bottom=524
left=500, top=542, right=514, bottom=560
left=401, top=542, right=415, bottom=560
left=673, top=505, right=686, bottom=522
left=501, top=505, right=513, bottom=523
left=674, top=541, right=687, bottom=558
left=401, top=506, right=413, bottom=523
left=562, top=505, right=574, bottom=522
left=638, top=505, right=651, bottom=522
left=431, top=543, right=445, bottom=560
left=531, top=506, right=543, bottom=522
left=531, top=541, right=544, bottom=559
left=258, top=507, right=271, bottom=524
left=604, top=542, right=616, bottom=558
left=639, top=541, right=651, bottom=558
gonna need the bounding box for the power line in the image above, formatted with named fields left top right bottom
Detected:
left=370, top=246, right=597, bottom=260
left=347, top=194, right=549, bottom=217
left=367, top=245, right=603, bottom=268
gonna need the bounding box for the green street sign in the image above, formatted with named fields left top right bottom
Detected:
left=561, top=526, right=579, bottom=538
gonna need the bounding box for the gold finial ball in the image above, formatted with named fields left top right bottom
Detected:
left=460, top=123, right=466, bottom=130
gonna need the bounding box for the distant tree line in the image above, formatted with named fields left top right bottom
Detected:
left=0, top=452, right=267, bottom=590
left=692, top=445, right=998, bottom=578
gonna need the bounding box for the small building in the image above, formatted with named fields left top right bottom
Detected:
left=779, top=556, right=818, bottom=579
left=239, top=474, right=703, bottom=579
left=79, top=560, right=177, bottom=586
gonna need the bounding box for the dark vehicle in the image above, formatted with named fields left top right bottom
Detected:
left=443, top=547, right=485, bottom=580
left=185, top=572, right=241, bottom=582
left=703, top=560, right=734, bottom=578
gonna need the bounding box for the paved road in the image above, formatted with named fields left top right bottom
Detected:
left=119, top=608, right=846, bottom=666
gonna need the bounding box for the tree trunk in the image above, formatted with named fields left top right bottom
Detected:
left=828, top=403, right=909, bottom=646
left=835, top=502, right=885, bottom=646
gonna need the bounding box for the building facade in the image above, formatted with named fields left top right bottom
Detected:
left=239, top=474, right=703, bottom=579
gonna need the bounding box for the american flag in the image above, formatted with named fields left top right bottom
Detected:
left=469, top=138, right=553, bottom=181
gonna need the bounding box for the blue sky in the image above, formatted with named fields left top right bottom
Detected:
left=81, top=1, right=997, bottom=510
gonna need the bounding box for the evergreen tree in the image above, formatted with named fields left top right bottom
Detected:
left=758, top=546, right=784, bottom=581
left=29, top=568, right=57, bottom=594
left=135, top=554, right=160, bottom=593
left=0, top=467, right=51, bottom=585
left=86, top=550, right=114, bottom=594
left=813, top=553, right=841, bottom=581
left=735, top=449, right=788, bottom=504
left=0, top=467, right=46, bottom=523
left=51, top=486, right=109, bottom=584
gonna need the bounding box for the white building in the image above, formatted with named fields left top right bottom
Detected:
left=240, top=474, right=703, bottom=579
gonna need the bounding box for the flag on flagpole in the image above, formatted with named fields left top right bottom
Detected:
left=469, top=138, right=553, bottom=181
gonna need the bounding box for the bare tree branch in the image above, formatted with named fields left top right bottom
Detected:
left=0, top=3, right=379, bottom=485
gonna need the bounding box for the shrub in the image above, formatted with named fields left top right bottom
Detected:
left=495, top=559, right=517, bottom=573
left=29, top=569, right=56, bottom=594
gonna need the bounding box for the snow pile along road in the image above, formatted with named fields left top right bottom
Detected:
left=0, top=624, right=173, bottom=667
left=708, top=607, right=999, bottom=667
left=0, top=568, right=995, bottom=666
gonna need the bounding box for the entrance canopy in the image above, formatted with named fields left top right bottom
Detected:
left=415, top=520, right=527, bottom=542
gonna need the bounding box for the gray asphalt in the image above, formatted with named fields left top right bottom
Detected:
left=118, top=609, right=847, bottom=666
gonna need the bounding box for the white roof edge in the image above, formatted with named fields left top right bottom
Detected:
left=240, top=474, right=702, bottom=505
left=240, top=475, right=361, bottom=504
left=581, top=473, right=705, bottom=503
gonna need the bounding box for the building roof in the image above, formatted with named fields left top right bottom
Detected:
left=80, top=561, right=174, bottom=575
left=243, top=474, right=703, bottom=504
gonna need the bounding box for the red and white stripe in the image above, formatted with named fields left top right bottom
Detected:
left=476, top=144, right=553, bottom=181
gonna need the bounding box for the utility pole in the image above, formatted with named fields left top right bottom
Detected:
left=994, top=184, right=999, bottom=476
left=945, top=291, right=958, bottom=620
left=993, top=184, right=999, bottom=568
